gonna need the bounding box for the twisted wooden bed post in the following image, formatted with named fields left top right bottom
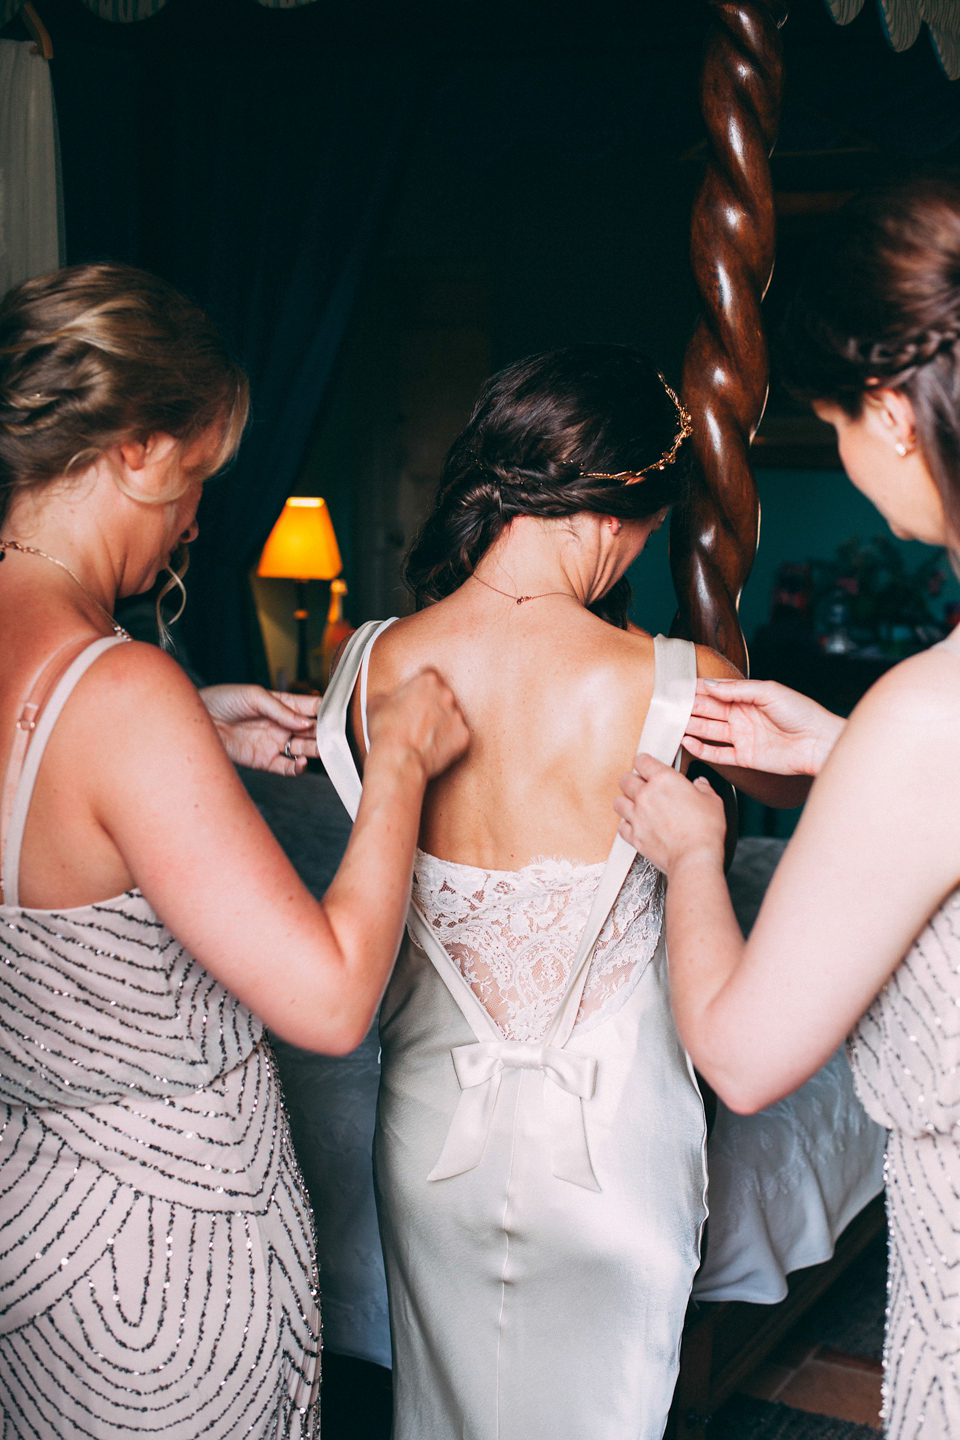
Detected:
left=670, top=0, right=788, bottom=674
left=668, top=14, right=789, bottom=1436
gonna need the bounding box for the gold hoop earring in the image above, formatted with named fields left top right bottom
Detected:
left=155, top=543, right=190, bottom=650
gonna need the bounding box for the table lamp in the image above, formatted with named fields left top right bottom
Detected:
left=257, top=497, right=342, bottom=684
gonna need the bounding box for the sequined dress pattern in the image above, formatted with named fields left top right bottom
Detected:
left=849, top=889, right=960, bottom=1439
left=0, top=638, right=320, bottom=1439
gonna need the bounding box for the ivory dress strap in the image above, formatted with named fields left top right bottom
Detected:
left=547, top=632, right=697, bottom=1050
left=317, top=618, right=394, bottom=820
left=1, top=635, right=128, bottom=907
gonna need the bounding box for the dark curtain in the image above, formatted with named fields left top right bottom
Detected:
left=43, top=0, right=421, bottom=680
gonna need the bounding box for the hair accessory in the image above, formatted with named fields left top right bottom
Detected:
left=580, top=372, right=693, bottom=481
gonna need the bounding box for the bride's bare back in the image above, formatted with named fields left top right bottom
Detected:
left=358, top=589, right=662, bottom=868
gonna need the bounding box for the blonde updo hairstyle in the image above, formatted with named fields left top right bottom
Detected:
left=0, top=261, right=249, bottom=525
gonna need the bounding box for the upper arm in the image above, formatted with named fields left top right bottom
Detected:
left=68, top=645, right=336, bottom=1036
left=728, top=654, right=960, bottom=1090
left=694, top=645, right=742, bottom=682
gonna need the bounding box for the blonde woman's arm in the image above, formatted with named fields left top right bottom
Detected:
left=67, top=645, right=468, bottom=1054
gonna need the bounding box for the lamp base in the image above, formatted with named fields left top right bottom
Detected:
left=294, top=583, right=310, bottom=684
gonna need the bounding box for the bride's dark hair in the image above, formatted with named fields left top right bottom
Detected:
left=780, top=172, right=960, bottom=540
left=404, top=344, right=690, bottom=628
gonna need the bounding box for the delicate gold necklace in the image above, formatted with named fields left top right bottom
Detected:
left=471, top=571, right=579, bottom=607
left=0, top=540, right=129, bottom=639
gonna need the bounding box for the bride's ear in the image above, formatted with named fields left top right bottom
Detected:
left=606, top=517, right=622, bottom=535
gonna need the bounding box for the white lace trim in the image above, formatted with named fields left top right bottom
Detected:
left=411, top=849, right=663, bottom=1041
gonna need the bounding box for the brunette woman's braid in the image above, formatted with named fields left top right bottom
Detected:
left=780, top=172, right=960, bottom=542
left=404, top=345, right=690, bottom=628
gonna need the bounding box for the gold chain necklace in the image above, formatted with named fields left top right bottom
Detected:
left=470, top=571, right=579, bottom=607
left=0, top=540, right=129, bottom=639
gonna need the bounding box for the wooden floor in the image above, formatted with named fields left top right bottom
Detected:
left=735, top=1335, right=882, bottom=1430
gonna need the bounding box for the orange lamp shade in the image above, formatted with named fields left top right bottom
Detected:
left=257, top=497, right=342, bottom=581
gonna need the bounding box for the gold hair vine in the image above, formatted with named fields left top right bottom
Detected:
left=581, top=372, right=693, bottom=481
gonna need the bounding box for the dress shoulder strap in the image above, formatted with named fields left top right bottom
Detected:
left=545, top=633, right=697, bottom=1049
left=316, top=618, right=398, bottom=821
left=1, top=634, right=128, bottom=908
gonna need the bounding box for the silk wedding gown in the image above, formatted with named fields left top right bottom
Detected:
left=318, top=621, right=708, bottom=1440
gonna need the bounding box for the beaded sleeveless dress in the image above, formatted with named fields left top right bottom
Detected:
left=318, top=621, right=708, bottom=1440
left=848, top=632, right=960, bottom=1440
left=0, top=636, right=321, bottom=1439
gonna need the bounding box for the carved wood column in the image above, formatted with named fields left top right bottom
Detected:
left=670, top=0, right=788, bottom=673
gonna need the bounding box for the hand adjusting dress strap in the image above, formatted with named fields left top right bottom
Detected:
left=428, top=634, right=699, bottom=1191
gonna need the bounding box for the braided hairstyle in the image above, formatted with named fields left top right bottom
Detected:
left=0, top=262, right=249, bottom=526
left=404, top=344, right=690, bottom=628
left=780, top=172, right=960, bottom=540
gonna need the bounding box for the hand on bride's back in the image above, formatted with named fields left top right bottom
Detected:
left=367, top=669, right=469, bottom=779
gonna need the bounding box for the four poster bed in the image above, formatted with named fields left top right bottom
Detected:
left=666, top=2, right=887, bottom=1433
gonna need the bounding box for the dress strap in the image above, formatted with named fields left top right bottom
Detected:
left=359, top=617, right=398, bottom=753
left=316, top=619, right=397, bottom=820
left=1, top=635, right=129, bottom=908
left=545, top=633, right=697, bottom=1051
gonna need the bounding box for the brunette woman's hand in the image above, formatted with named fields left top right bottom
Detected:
left=200, top=684, right=319, bottom=775
left=683, top=678, right=846, bottom=777
left=615, top=755, right=726, bottom=876
left=367, top=669, right=469, bottom=781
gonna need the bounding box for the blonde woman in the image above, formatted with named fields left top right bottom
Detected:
left=0, top=263, right=467, bottom=1439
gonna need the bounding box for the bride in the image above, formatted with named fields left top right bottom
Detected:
left=318, top=345, right=805, bottom=1439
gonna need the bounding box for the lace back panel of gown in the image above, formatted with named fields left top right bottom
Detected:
left=412, top=849, right=664, bottom=1042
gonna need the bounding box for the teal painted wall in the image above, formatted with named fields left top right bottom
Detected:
left=628, top=467, right=960, bottom=647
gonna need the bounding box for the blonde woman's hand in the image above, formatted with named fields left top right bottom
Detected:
left=615, top=754, right=726, bottom=876
left=683, top=678, right=846, bottom=777
left=200, top=684, right=320, bottom=775
left=367, top=669, right=469, bottom=782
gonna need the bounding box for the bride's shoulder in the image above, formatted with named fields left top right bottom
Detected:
left=626, top=627, right=744, bottom=683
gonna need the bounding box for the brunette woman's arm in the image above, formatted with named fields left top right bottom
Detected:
left=616, top=644, right=960, bottom=1112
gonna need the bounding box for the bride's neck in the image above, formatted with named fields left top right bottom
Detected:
left=472, top=517, right=592, bottom=605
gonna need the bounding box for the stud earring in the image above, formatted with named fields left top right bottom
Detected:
left=894, top=441, right=907, bottom=457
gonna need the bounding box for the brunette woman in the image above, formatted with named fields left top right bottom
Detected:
left=317, top=345, right=806, bottom=1440
left=0, top=262, right=467, bottom=1439
left=617, top=174, right=960, bottom=1439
